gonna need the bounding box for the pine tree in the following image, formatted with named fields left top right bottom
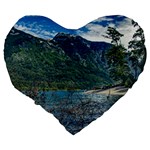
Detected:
left=128, top=20, right=146, bottom=79
left=104, top=27, right=123, bottom=46
left=104, top=27, right=130, bottom=85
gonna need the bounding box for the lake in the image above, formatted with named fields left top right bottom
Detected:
left=25, top=90, right=123, bottom=134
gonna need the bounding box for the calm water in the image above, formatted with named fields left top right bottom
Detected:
left=37, top=90, right=120, bottom=110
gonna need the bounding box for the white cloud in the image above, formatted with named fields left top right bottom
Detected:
left=40, top=30, right=57, bottom=38
left=14, top=24, right=29, bottom=31
left=92, top=16, right=114, bottom=23
left=76, top=23, right=111, bottom=43
left=14, top=22, right=57, bottom=39
left=77, top=17, right=137, bottom=48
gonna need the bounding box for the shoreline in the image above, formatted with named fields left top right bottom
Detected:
left=84, top=86, right=129, bottom=96
left=23, top=86, right=129, bottom=96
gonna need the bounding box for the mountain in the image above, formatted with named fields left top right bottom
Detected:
left=4, top=27, right=114, bottom=91
left=52, top=32, right=112, bottom=62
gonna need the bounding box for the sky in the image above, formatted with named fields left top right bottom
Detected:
left=14, top=15, right=137, bottom=48
left=77, top=15, right=137, bottom=48
left=14, top=16, right=69, bottom=39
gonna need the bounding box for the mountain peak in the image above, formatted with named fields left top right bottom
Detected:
left=53, top=32, right=76, bottom=40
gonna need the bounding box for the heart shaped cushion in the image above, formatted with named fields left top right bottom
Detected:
left=4, top=15, right=146, bottom=135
